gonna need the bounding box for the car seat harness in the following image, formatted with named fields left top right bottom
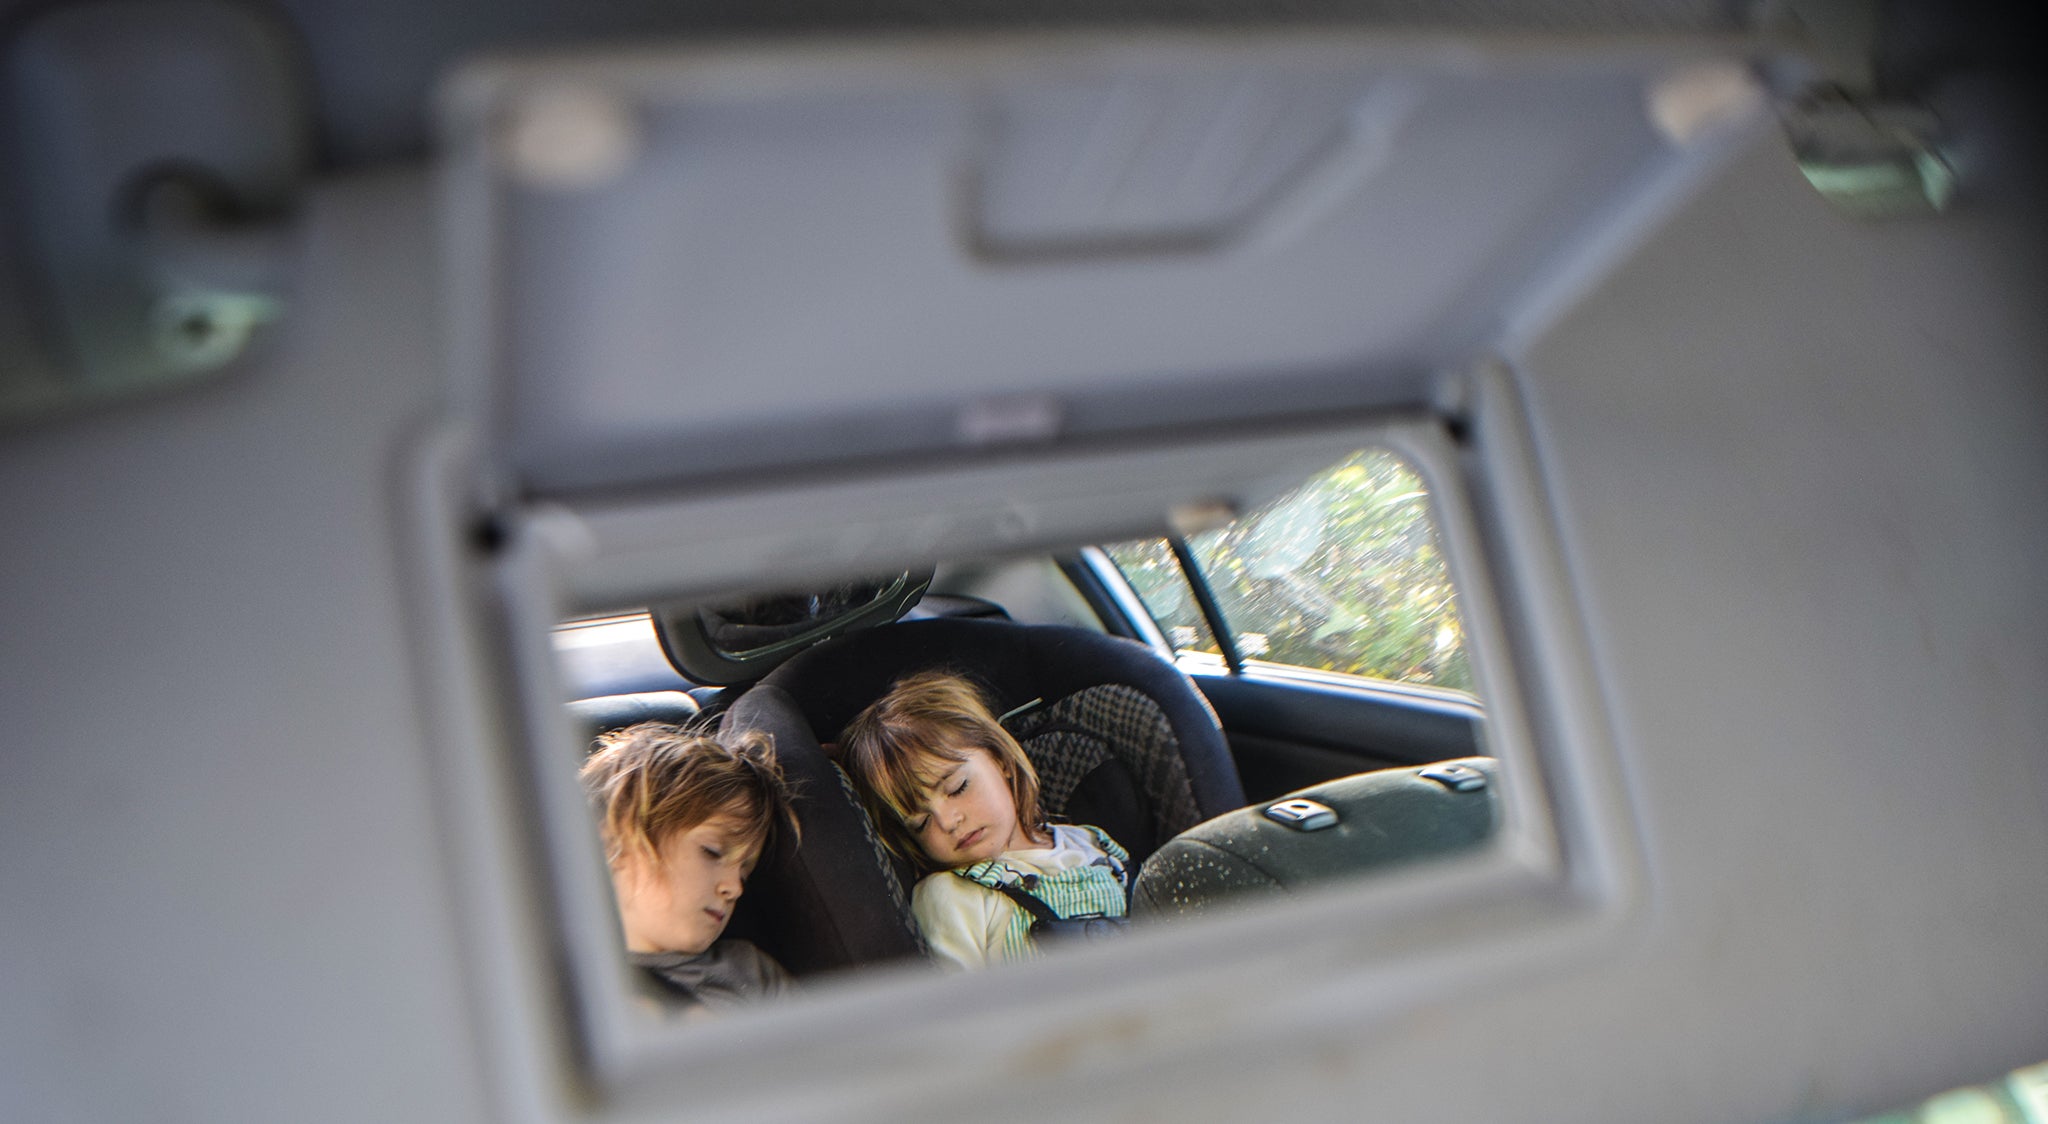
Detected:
left=953, top=827, right=1134, bottom=945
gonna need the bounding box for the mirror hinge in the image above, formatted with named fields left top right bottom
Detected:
left=1756, top=0, right=1956, bottom=219
left=3, top=0, right=312, bottom=419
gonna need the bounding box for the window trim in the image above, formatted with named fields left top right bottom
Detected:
left=1166, top=534, right=1244, bottom=674
left=1184, top=654, right=1484, bottom=718
left=1058, top=549, right=1155, bottom=645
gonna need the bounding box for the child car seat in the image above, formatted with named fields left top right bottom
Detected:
left=716, top=617, right=1246, bottom=977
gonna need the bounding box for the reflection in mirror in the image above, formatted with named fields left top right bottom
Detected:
left=1106, top=449, right=1472, bottom=692
left=546, top=444, right=1496, bottom=1014
left=578, top=719, right=801, bottom=1017
left=1097, top=445, right=1490, bottom=922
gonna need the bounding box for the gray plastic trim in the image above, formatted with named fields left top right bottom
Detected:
left=441, top=30, right=1771, bottom=497
left=429, top=381, right=1646, bottom=1117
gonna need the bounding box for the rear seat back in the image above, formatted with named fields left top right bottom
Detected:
left=565, top=690, right=701, bottom=736
left=1132, top=757, right=1499, bottom=920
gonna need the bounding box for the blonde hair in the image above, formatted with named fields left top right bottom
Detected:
left=840, top=671, right=1042, bottom=871
left=579, top=723, right=796, bottom=869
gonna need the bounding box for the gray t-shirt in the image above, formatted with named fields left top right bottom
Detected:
left=630, top=939, right=795, bottom=1013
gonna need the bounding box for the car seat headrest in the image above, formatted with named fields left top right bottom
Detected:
left=763, top=619, right=1246, bottom=841
left=1132, top=757, right=1499, bottom=920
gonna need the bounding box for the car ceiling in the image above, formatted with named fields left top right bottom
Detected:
left=0, top=0, right=2015, bottom=481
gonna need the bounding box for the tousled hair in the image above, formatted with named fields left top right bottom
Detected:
left=839, top=671, right=1042, bottom=871
left=579, top=722, right=796, bottom=869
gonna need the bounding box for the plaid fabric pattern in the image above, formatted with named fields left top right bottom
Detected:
left=1008, top=684, right=1204, bottom=843
left=828, top=759, right=926, bottom=954
left=1022, top=729, right=1111, bottom=816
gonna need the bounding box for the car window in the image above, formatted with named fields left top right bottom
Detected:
left=1098, top=536, right=1221, bottom=657
left=1103, top=447, right=1473, bottom=693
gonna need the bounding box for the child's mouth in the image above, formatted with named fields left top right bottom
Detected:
left=957, top=828, right=985, bottom=850
left=705, top=907, right=728, bottom=925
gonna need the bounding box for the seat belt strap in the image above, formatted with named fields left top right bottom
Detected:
left=955, top=870, right=1064, bottom=927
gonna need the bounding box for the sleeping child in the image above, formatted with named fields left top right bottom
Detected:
left=841, top=672, right=1131, bottom=970
left=580, top=722, right=798, bottom=1011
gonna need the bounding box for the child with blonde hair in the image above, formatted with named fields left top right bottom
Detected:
left=841, top=672, right=1131, bottom=970
left=580, top=722, right=798, bottom=1011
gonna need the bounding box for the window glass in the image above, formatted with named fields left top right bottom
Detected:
left=1101, top=537, right=1220, bottom=660
left=1107, top=448, right=1473, bottom=692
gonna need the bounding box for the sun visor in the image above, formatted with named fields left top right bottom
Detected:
left=442, top=32, right=1771, bottom=499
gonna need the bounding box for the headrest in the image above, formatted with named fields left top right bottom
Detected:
left=1132, top=757, right=1499, bottom=920
left=760, top=617, right=1246, bottom=838
left=764, top=618, right=1198, bottom=745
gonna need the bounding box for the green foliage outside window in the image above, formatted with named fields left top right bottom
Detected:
left=1105, top=448, right=1473, bottom=694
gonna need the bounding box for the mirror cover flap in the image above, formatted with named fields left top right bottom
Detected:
left=444, top=33, right=1748, bottom=495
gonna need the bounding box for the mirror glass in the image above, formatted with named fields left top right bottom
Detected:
left=545, top=443, right=1501, bottom=1019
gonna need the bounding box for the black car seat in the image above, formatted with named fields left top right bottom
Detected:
left=716, top=617, right=1246, bottom=978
